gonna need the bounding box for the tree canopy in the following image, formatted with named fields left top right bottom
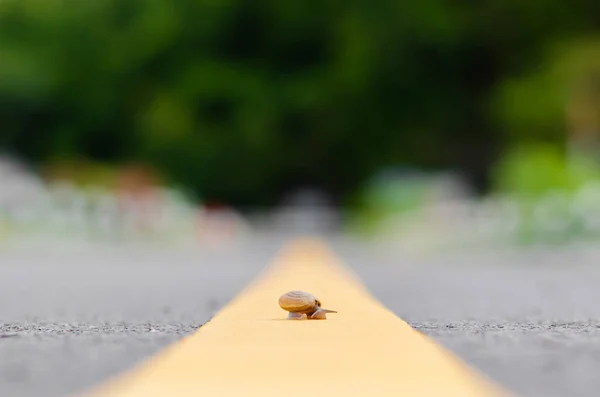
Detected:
left=1, top=0, right=600, bottom=206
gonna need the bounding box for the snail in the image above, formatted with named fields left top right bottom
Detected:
left=278, top=290, right=337, bottom=320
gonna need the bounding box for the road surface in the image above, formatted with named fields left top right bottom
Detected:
left=1, top=234, right=600, bottom=397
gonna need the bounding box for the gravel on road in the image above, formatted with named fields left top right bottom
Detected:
left=2, top=236, right=600, bottom=397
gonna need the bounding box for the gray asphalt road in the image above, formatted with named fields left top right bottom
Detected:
left=2, top=235, right=600, bottom=397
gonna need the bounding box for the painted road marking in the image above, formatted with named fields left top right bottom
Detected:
left=81, top=237, right=514, bottom=397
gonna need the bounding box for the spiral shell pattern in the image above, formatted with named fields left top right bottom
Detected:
left=278, top=290, right=318, bottom=313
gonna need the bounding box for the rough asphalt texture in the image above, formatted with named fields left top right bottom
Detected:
left=2, top=234, right=600, bottom=397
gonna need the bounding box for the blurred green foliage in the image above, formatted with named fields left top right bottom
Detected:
left=491, top=144, right=573, bottom=197
left=2, top=0, right=600, bottom=205
left=490, top=143, right=600, bottom=196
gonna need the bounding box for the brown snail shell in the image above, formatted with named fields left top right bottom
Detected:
left=278, top=290, right=337, bottom=320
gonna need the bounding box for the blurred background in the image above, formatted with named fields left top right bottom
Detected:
left=2, top=0, right=600, bottom=251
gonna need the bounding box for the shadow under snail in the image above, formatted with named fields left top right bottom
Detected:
left=278, top=290, right=338, bottom=320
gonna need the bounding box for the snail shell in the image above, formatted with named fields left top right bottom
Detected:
left=278, top=290, right=337, bottom=320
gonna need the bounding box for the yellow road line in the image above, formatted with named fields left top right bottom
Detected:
left=82, top=237, right=514, bottom=397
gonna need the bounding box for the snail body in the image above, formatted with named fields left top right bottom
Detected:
left=278, top=290, right=337, bottom=320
